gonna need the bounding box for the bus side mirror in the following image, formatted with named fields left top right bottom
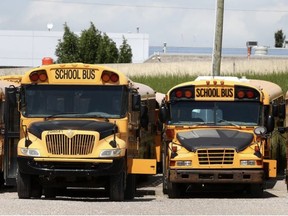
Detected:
left=272, top=104, right=278, bottom=117
left=6, top=87, right=17, bottom=106
left=159, top=105, right=168, bottom=123
left=132, top=94, right=141, bottom=111
left=278, top=102, right=286, bottom=119
left=266, top=115, right=275, bottom=133
left=140, top=105, right=149, bottom=129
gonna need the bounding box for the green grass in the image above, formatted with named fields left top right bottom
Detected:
left=130, top=72, right=288, bottom=94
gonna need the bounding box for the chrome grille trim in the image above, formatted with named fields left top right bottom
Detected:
left=197, top=149, right=234, bottom=165
left=46, top=134, right=95, bottom=155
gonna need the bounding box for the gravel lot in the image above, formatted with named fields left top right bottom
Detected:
left=0, top=175, right=287, bottom=215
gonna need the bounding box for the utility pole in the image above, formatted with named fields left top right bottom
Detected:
left=212, top=0, right=224, bottom=76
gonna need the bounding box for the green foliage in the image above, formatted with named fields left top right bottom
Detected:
left=97, top=33, right=119, bottom=63
left=55, top=22, right=132, bottom=63
left=55, top=23, right=80, bottom=63
left=78, top=22, right=102, bottom=63
left=118, top=37, right=133, bottom=63
left=274, top=29, right=286, bottom=48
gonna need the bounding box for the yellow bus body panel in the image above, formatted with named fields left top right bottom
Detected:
left=127, top=158, right=156, bottom=174
left=263, top=159, right=277, bottom=178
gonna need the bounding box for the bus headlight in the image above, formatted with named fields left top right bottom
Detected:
left=176, top=160, right=192, bottom=166
left=240, top=160, right=256, bottom=166
left=20, top=148, right=40, bottom=157
left=100, top=149, right=121, bottom=157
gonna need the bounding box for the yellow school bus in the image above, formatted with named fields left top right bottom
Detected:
left=159, top=76, right=285, bottom=198
left=0, top=75, right=22, bottom=187
left=11, top=62, right=162, bottom=200
left=285, top=91, right=288, bottom=191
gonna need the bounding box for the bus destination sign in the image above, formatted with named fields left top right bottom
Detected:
left=195, top=87, right=234, bottom=100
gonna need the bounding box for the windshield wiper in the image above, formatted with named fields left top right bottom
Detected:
left=218, top=119, right=241, bottom=128
left=44, top=112, right=79, bottom=120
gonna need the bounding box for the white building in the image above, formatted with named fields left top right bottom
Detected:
left=0, top=30, right=149, bottom=67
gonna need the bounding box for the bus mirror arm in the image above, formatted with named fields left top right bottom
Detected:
left=25, top=139, right=32, bottom=148
left=109, top=123, right=117, bottom=148
left=22, top=125, right=32, bottom=148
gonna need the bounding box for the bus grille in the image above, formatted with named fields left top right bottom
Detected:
left=197, top=149, right=234, bottom=165
left=46, top=134, right=95, bottom=155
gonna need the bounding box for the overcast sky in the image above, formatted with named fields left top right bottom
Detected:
left=1, top=0, right=287, bottom=48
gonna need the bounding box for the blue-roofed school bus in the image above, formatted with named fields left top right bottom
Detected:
left=159, top=76, right=286, bottom=198
left=6, top=60, right=162, bottom=201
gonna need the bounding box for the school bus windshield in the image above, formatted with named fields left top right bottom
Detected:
left=21, top=85, right=128, bottom=118
left=169, top=101, right=261, bottom=126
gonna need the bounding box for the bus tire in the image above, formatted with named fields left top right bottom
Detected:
left=249, top=184, right=263, bottom=198
left=109, top=170, right=125, bottom=201
left=124, top=174, right=136, bottom=200
left=17, top=170, right=32, bottom=199
left=162, top=144, right=169, bottom=194
left=162, top=172, right=168, bottom=194
left=30, top=176, right=42, bottom=198
left=167, top=181, right=182, bottom=198
left=0, top=172, right=4, bottom=187
left=44, top=187, right=57, bottom=199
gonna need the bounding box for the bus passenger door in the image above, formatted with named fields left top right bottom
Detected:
left=3, top=87, right=20, bottom=186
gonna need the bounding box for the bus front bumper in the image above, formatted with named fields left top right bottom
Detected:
left=17, top=156, right=125, bottom=177
left=169, top=169, right=264, bottom=183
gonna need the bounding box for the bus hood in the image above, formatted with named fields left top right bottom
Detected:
left=177, top=129, right=254, bottom=152
left=28, top=120, right=117, bottom=140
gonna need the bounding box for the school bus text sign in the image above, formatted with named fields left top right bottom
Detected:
left=195, top=86, right=234, bottom=101
left=49, top=68, right=98, bottom=84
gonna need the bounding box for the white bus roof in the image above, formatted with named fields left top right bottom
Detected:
left=195, top=76, right=249, bottom=82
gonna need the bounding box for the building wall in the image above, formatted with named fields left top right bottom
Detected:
left=0, top=30, right=149, bottom=67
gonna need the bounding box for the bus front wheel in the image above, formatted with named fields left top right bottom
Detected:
left=167, top=181, right=182, bottom=198
left=17, top=170, right=32, bottom=199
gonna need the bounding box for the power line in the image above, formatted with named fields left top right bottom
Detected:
left=31, top=0, right=288, bottom=13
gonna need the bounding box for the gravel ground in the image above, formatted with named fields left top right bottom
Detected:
left=0, top=175, right=287, bottom=215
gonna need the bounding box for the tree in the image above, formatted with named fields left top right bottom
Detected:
left=55, top=23, right=80, bottom=63
left=118, top=37, right=133, bottom=63
left=97, top=33, right=119, bottom=63
left=274, top=29, right=286, bottom=48
left=78, top=22, right=102, bottom=63
left=55, top=22, right=133, bottom=63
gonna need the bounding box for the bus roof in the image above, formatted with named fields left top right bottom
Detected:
left=195, top=76, right=282, bottom=100
left=167, top=76, right=283, bottom=103
left=132, top=82, right=156, bottom=100
left=21, top=63, right=129, bottom=85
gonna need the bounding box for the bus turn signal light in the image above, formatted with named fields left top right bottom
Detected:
left=29, top=72, right=39, bottom=82
left=237, top=90, right=245, bottom=98
left=184, top=90, right=192, bottom=98
left=101, top=71, right=119, bottom=83
left=29, top=70, right=48, bottom=82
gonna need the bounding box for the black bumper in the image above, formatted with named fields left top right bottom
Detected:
left=17, top=156, right=125, bottom=177
left=170, top=169, right=264, bottom=184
